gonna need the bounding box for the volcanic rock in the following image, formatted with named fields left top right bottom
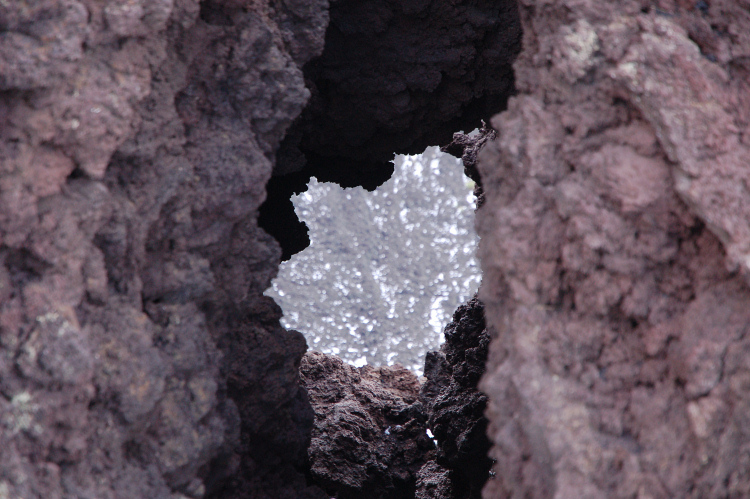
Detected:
left=421, top=296, right=493, bottom=499
left=300, top=351, right=435, bottom=499
left=0, top=0, right=328, bottom=497
left=300, top=295, right=495, bottom=499
left=16, top=0, right=750, bottom=497
left=477, top=1, right=750, bottom=497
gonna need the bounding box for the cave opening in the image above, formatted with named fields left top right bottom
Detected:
left=258, top=0, right=521, bottom=371
left=255, top=1, right=522, bottom=496
left=258, top=0, right=522, bottom=261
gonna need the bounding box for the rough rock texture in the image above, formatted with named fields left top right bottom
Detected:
left=0, top=1, right=327, bottom=497
left=21, top=0, right=750, bottom=497
left=282, top=0, right=521, bottom=168
left=421, top=296, right=493, bottom=499
left=260, top=0, right=522, bottom=259
left=300, top=296, right=495, bottom=499
left=300, top=351, right=435, bottom=499
left=477, top=1, right=750, bottom=497
left=415, top=461, right=455, bottom=499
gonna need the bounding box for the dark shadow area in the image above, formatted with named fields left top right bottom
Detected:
left=199, top=0, right=242, bottom=25
left=259, top=0, right=522, bottom=260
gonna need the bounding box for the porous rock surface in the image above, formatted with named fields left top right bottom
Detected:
left=0, top=0, right=523, bottom=496
left=300, top=351, right=435, bottom=499
left=477, top=1, right=750, bottom=497
left=0, top=1, right=328, bottom=497
left=11, top=0, right=750, bottom=498
left=300, top=295, right=494, bottom=499
left=421, top=296, right=493, bottom=499
left=441, top=120, right=498, bottom=207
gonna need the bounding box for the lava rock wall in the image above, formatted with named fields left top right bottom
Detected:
left=0, top=1, right=327, bottom=497
left=279, top=0, right=521, bottom=170
left=477, top=1, right=750, bottom=497
left=301, top=351, right=434, bottom=499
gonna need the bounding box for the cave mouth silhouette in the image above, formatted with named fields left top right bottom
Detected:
left=258, top=0, right=522, bottom=261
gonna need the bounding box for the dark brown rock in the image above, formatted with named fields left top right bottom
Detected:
left=284, top=0, right=521, bottom=166
left=440, top=120, right=497, bottom=208
left=415, top=461, right=454, bottom=499
left=421, top=296, right=493, bottom=499
left=23, top=0, right=750, bottom=497
left=300, top=351, right=435, bottom=499
left=299, top=296, right=496, bottom=499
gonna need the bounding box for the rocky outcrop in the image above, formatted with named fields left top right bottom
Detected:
left=301, top=295, right=494, bottom=499
left=0, top=0, right=327, bottom=497
left=421, top=296, right=493, bottom=499
left=477, top=1, right=750, bottom=497
left=441, top=120, right=498, bottom=207
left=300, top=351, right=434, bottom=499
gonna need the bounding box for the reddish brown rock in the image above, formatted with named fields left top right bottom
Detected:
left=0, top=0, right=522, bottom=496
left=476, top=1, right=750, bottom=497
left=0, top=0, right=328, bottom=497
left=15, top=0, right=750, bottom=497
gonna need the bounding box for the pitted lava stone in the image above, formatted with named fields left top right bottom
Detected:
left=0, top=0, right=328, bottom=497
left=477, top=1, right=750, bottom=496
left=421, top=296, right=493, bottom=499
left=300, top=296, right=494, bottom=499
left=300, top=351, right=436, bottom=499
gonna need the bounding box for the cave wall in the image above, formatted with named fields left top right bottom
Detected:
left=477, top=1, right=750, bottom=497
left=0, top=1, right=328, bottom=497
left=280, top=0, right=521, bottom=169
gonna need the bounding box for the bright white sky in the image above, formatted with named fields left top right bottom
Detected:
left=266, top=147, right=480, bottom=374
